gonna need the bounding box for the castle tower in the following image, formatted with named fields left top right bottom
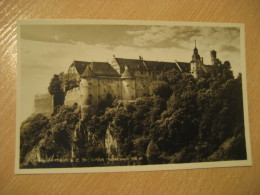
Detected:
left=192, top=40, right=201, bottom=61
left=80, top=65, right=96, bottom=120
left=190, top=40, right=202, bottom=79
left=211, top=50, right=217, bottom=65
left=190, top=62, right=198, bottom=78
left=121, top=65, right=135, bottom=100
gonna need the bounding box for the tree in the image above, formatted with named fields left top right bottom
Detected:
left=97, top=93, right=115, bottom=115
left=20, top=114, right=50, bottom=163
left=40, top=105, right=80, bottom=159
left=146, top=140, right=161, bottom=163
left=48, top=74, right=63, bottom=95
left=64, top=73, right=79, bottom=92
left=151, top=81, right=173, bottom=100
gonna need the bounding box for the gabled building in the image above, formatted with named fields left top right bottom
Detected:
left=35, top=44, right=230, bottom=116
left=64, top=56, right=192, bottom=111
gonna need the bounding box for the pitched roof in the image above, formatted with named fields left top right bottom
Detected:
left=81, top=65, right=96, bottom=77
left=72, top=61, right=91, bottom=75
left=175, top=62, right=190, bottom=72
left=115, top=58, right=147, bottom=71
left=73, top=61, right=120, bottom=78
left=144, top=60, right=189, bottom=72
left=70, top=57, right=192, bottom=78
left=144, top=60, right=175, bottom=71
left=115, top=57, right=190, bottom=73
left=90, top=62, right=120, bottom=77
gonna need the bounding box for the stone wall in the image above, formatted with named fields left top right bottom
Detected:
left=97, top=77, right=121, bottom=102
left=34, top=93, right=54, bottom=116
left=64, top=87, right=80, bottom=106
left=133, top=71, right=154, bottom=98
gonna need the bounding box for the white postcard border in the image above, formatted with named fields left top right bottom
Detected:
left=15, top=19, right=252, bottom=174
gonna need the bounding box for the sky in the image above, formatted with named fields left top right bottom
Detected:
left=19, top=23, right=242, bottom=123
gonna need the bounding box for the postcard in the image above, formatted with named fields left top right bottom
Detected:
left=16, top=20, right=252, bottom=174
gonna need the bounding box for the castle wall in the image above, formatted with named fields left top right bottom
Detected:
left=80, top=77, right=121, bottom=114
left=64, top=87, right=80, bottom=106
left=133, top=71, right=154, bottom=98
left=34, top=93, right=54, bottom=116
left=97, top=77, right=121, bottom=102
left=80, top=71, right=160, bottom=104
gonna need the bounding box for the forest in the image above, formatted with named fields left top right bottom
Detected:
left=20, top=65, right=247, bottom=167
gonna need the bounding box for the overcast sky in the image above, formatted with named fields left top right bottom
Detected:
left=19, top=23, right=242, bottom=122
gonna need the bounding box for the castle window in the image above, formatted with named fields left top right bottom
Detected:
left=126, top=84, right=129, bottom=87
left=89, top=94, right=92, bottom=97
left=89, top=83, right=92, bottom=85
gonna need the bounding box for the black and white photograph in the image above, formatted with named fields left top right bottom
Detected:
left=16, top=20, right=251, bottom=174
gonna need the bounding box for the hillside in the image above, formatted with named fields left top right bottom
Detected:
left=20, top=66, right=247, bottom=167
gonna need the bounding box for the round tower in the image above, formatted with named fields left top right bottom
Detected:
left=121, top=65, right=135, bottom=100
left=79, top=65, right=97, bottom=118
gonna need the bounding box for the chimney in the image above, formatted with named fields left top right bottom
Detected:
left=139, top=56, right=143, bottom=60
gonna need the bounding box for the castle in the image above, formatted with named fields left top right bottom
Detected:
left=34, top=44, right=229, bottom=116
